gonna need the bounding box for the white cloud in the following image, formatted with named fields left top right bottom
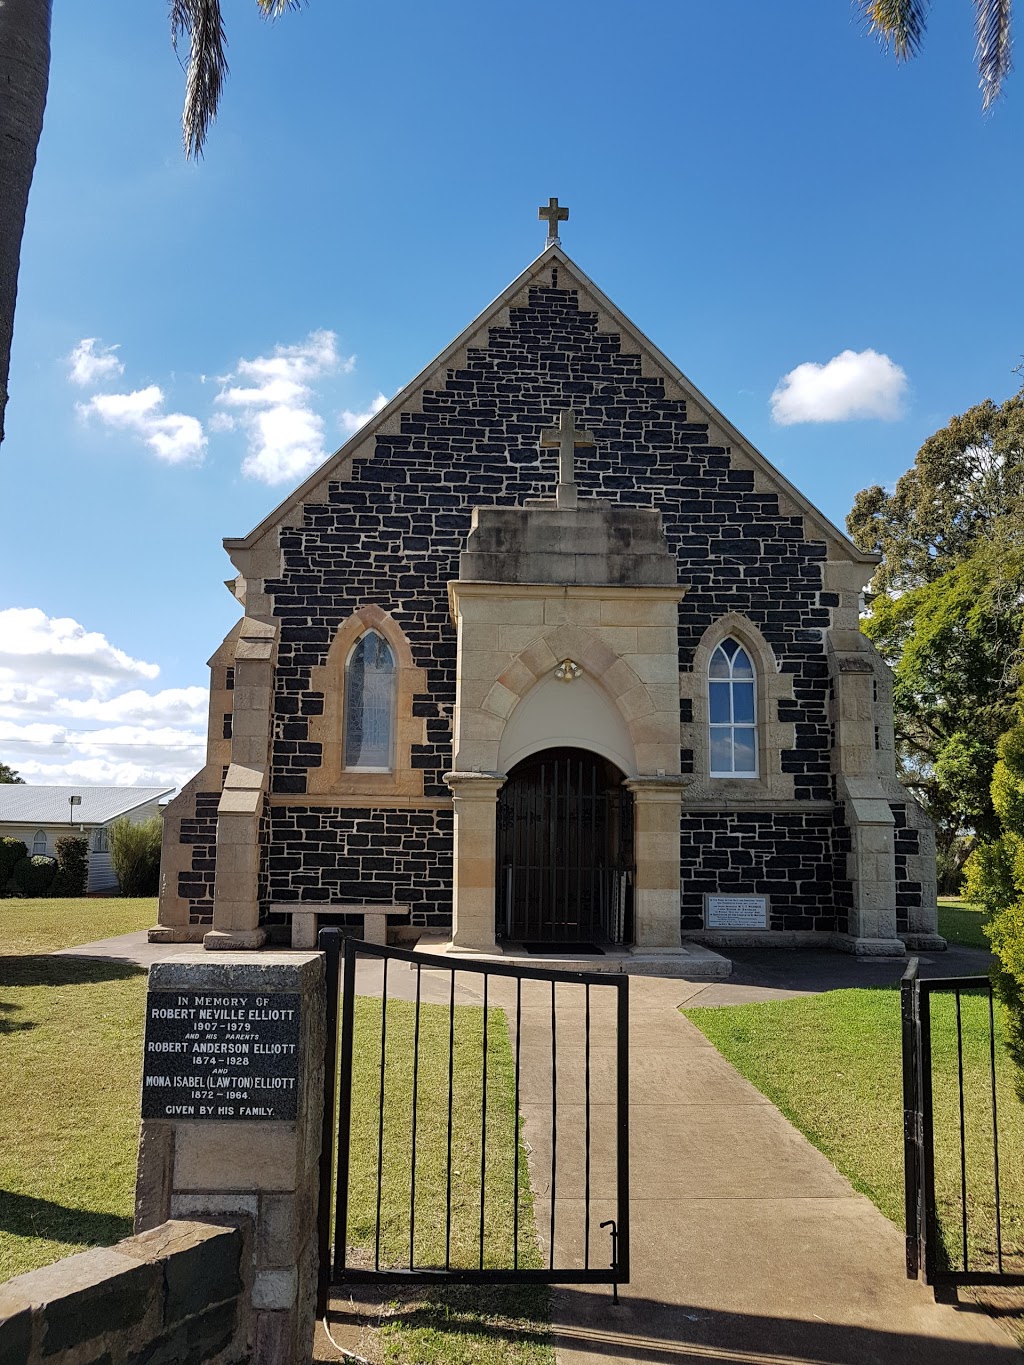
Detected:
left=67, top=337, right=124, bottom=387
left=339, top=392, right=389, bottom=436
left=79, top=385, right=206, bottom=464
left=0, top=608, right=159, bottom=693
left=0, top=610, right=206, bottom=791
left=208, top=411, right=236, bottom=433
left=770, top=349, right=908, bottom=425
left=217, top=329, right=352, bottom=485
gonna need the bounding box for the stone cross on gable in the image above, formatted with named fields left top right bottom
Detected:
left=538, top=196, right=568, bottom=247
left=541, top=407, right=594, bottom=510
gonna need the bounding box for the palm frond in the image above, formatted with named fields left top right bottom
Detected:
left=858, top=0, right=931, bottom=61
left=975, top=0, right=1013, bottom=108
left=170, top=0, right=228, bottom=160
left=255, top=1, right=304, bottom=16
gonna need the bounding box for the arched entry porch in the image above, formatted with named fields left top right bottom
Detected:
left=496, top=747, right=634, bottom=946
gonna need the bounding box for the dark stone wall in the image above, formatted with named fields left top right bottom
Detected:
left=680, top=810, right=852, bottom=934
left=264, top=283, right=834, bottom=801
left=244, top=280, right=847, bottom=931
left=178, top=789, right=220, bottom=927
left=267, top=806, right=453, bottom=929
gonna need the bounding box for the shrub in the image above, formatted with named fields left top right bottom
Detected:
left=53, top=835, right=90, bottom=897
left=987, top=899, right=1024, bottom=1101
left=963, top=834, right=1023, bottom=918
left=110, top=817, right=162, bottom=897
left=11, top=854, right=58, bottom=897
left=0, top=837, right=28, bottom=894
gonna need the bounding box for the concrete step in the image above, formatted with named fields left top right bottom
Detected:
left=410, top=935, right=732, bottom=979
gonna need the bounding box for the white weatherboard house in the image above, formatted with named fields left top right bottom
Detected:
left=0, top=786, right=172, bottom=893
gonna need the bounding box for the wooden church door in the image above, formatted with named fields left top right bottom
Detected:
left=496, top=747, right=634, bottom=945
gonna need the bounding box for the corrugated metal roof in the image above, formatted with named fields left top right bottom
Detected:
left=0, top=785, right=173, bottom=825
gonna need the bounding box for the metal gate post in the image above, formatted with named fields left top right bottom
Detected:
left=918, top=983, right=939, bottom=1285
left=615, top=974, right=630, bottom=1285
left=900, top=959, right=920, bottom=1279
left=316, top=927, right=341, bottom=1316
left=332, top=937, right=358, bottom=1284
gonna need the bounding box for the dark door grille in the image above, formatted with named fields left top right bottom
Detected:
left=496, top=748, right=634, bottom=944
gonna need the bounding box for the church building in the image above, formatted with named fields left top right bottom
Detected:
left=152, top=203, right=942, bottom=963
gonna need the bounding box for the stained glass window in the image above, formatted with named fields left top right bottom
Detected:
left=709, top=638, right=757, bottom=776
left=344, top=632, right=396, bottom=770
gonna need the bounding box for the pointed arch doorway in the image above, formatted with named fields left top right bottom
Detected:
left=496, top=747, right=634, bottom=946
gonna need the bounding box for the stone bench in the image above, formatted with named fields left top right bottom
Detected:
left=269, top=902, right=409, bottom=950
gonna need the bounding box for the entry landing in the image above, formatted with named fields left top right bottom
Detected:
left=413, top=934, right=732, bottom=979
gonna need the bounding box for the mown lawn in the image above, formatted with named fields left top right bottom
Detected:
left=0, top=896, right=156, bottom=956
left=685, top=987, right=1024, bottom=1281
left=0, top=898, right=155, bottom=1280
left=937, top=896, right=993, bottom=951
left=1, top=899, right=551, bottom=1364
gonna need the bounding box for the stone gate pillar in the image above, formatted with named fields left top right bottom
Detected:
left=443, top=771, right=506, bottom=950
left=135, top=951, right=324, bottom=1364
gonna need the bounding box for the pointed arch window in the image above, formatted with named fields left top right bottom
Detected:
left=343, top=631, right=396, bottom=771
left=709, top=639, right=758, bottom=777
left=32, top=830, right=47, bottom=856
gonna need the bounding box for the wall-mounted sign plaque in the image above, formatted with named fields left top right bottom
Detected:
left=141, top=991, right=301, bottom=1121
left=705, top=895, right=769, bottom=930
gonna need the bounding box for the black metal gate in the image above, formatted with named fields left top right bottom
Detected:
left=496, top=747, right=634, bottom=944
left=902, top=958, right=1024, bottom=1291
left=317, top=932, right=630, bottom=1312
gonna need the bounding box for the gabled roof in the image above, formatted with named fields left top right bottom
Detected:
left=225, top=245, right=876, bottom=565
left=0, top=785, right=173, bottom=826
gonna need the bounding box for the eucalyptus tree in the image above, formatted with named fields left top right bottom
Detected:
left=0, top=0, right=299, bottom=451
left=860, top=0, right=1014, bottom=108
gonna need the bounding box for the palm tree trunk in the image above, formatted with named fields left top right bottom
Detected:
left=0, top=0, right=52, bottom=449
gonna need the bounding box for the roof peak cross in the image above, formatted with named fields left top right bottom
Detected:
left=538, top=196, right=568, bottom=248
left=540, top=407, right=595, bottom=510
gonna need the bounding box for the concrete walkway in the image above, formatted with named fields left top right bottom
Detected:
left=538, top=973, right=1018, bottom=1364
left=53, top=928, right=189, bottom=968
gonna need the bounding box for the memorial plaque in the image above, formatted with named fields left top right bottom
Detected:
left=141, top=991, right=301, bottom=1120
left=705, top=895, right=769, bottom=930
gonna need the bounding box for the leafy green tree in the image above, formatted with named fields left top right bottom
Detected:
left=848, top=394, right=1024, bottom=595
left=849, top=394, right=1024, bottom=863
left=0, top=763, right=25, bottom=784
left=853, top=525, right=1024, bottom=857
left=0, top=1, right=299, bottom=450
left=859, top=0, right=1014, bottom=109
left=965, top=717, right=1024, bottom=1097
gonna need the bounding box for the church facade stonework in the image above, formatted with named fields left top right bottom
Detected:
left=153, top=242, right=942, bottom=958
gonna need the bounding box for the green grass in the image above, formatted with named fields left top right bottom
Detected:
left=1, top=899, right=551, bottom=1363
left=334, top=998, right=552, bottom=1364
left=937, top=896, right=993, bottom=951
left=685, top=988, right=1024, bottom=1279
left=0, top=896, right=156, bottom=955
left=0, top=900, right=154, bottom=1279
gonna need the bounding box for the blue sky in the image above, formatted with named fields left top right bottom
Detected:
left=2, top=0, right=1022, bottom=789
